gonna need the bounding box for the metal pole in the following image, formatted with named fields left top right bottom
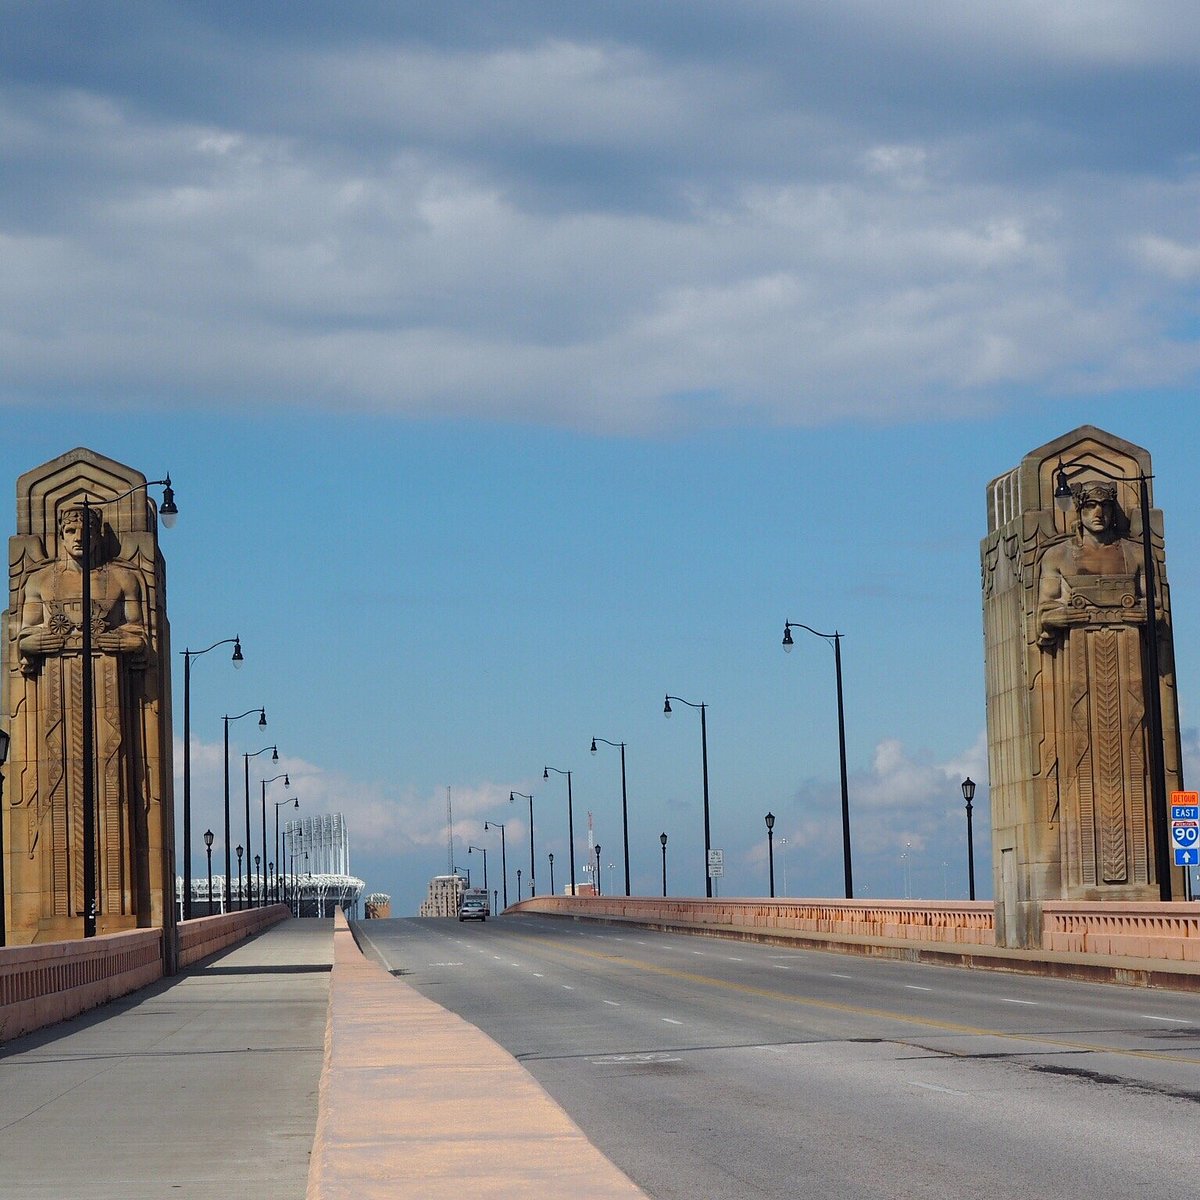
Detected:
left=660, top=834, right=668, bottom=897
left=528, top=794, right=536, bottom=898
left=620, top=744, right=630, bottom=896
left=566, top=773, right=576, bottom=895
left=81, top=501, right=97, bottom=937
left=966, top=798, right=976, bottom=901
left=500, top=826, right=508, bottom=908
left=833, top=635, right=854, bottom=899
left=768, top=827, right=775, bottom=898
left=700, top=704, right=711, bottom=899
left=223, top=717, right=231, bottom=915
left=183, top=653, right=192, bottom=919
left=243, top=755, right=251, bottom=911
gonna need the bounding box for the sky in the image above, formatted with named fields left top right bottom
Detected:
left=2, top=2, right=1199, bottom=915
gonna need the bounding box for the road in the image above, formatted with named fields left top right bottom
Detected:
left=356, top=914, right=1200, bottom=1200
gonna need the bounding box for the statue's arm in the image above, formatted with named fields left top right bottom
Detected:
left=1036, top=547, right=1070, bottom=644
left=94, top=567, right=148, bottom=653
left=16, top=575, right=65, bottom=655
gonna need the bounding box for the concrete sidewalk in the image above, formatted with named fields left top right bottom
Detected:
left=0, top=917, right=332, bottom=1200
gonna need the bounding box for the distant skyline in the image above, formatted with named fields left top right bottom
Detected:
left=3, top=5, right=1198, bottom=913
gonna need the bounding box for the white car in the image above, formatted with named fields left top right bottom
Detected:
left=458, top=896, right=488, bottom=921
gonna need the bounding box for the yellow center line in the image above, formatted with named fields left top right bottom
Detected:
left=508, top=933, right=1200, bottom=1066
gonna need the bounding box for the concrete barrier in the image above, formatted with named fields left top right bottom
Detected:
left=0, top=904, right=292, bottom=1043
left=0, top=928, right=163, bottom=1042
left=177, top=903, right=290, bottom=968
left=306, top=911, right=648, bottom=1199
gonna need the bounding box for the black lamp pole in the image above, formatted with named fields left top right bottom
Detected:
left=961, top=777, right=977, bottom=901
left=548, top=852, right=555, bottom=895
left=485, top=820, right=508, bottom=908
left=0, top=727, right=11, bottom=945
left=275, top=796, right=299, bottom=904
left=181, top=636, right=241, bottom=919
left=660, top=832, right=668, bottom=897
left=254, top=854, right=261, bottom=906
left=765, top=812, right=776, bottom=898
left=236, top=844, right=243, bottom=909
left=517, top=868, right=522, bottom=901
left=594, top=845, right=602, bottom=896
left=544, top=766, right=576, bottom=894
left=783, top=622, right=853, bottom=899
left=242, top=745, right=277, bottom=909
left=78, top=477, right=176, bottom=936
left=510, top=791, right=535, bottom=897
left=260, top=773, right=289, bottom=907
left=1053, top=458, right=1172, bottom=900
left=591, top=738, right=631, bottom=895
left=468, top=844, right=489, bottom=896
left=204, top=828, right=214, bottom=914
left=223, top=707, right=266, bottom=914
left=664, top=695, right=712, bottom=898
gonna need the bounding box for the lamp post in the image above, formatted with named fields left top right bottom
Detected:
left=243, top=745, right=277, bottom=909
left=783, top=622, right=853, bottom=899
left=548, top=852, right=555, bottom=895
left=510, top=791, right=536, bottom=897
left=765, top=812, right=776, bottom=898
left=663, top=695, right=713, bottom=898
left=660, top=832, right=668, bottom=897
left=961, top=777, right=977, bottom=901
left=204, top=828, right=214, bottom=914
left=591, top=738, right=631, bottom=896
left=0, top=726, right=11, bottom=946
left=223, top=707, right=266, bottom=915
left=517, top=868, right=522, bottom=901
left=181, top=636, right=242, bottom=918
left=75, top=477, right=177, bottom=936
left=236, top=844, right=244, bottom=910
left=484, top=820, right=508, bottom=908
left=1052, top=456, right=1173, bottom=900
left=254, top=854, right=261, bottom=906
left=260, top=773, right=289, bottom=907
left=468, top=844, right=489, bottom=897
left=543, top=767, right=576, bottom=894
left=275, top=796, right=299, bottom=904
left=594, top=844, right=602, bottom=896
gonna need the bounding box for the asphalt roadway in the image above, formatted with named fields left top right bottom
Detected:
left=358, top=913, right=1200, bottom=1200
left=0, top=919, right=331, bottom=1200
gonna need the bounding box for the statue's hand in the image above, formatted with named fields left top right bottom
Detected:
left=19, top=628, right=68, bottom=654
left=94, top=629, right=145, bottom=653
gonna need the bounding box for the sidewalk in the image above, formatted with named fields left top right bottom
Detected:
left=0, top=917, right=332, bottom=1200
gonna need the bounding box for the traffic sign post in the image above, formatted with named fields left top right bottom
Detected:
left=707, top=848, right=724, bottom=878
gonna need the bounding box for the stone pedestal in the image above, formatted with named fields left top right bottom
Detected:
left=981, top=426, right=1185, bottom=948
left=2, top=448, right=175, bottom=945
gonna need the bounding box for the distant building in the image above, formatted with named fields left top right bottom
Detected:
left=364, top=893, right=391, bottom=919
left=419, top=874, right=466, bottom=917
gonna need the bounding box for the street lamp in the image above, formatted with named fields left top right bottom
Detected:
left=204, top=828, right=214, bottom=914
left=468, top=844, right=489, bottom=897
left=243, top=744, right=278, bottom=909
left=77, top=476, right=177, bottom=936
left=783, top=622, right=853, bottom=899
left=260, top=773, right=289, bottom=907
left=663, top=695, right=713, bottom=898
left=510, top=791, right=536, bottom=897
left=236, top=844, right=244, bottom=910
left=517, top=868, right=522, bottom=901
left=961, top=777, right=977, bottom=901
left=543, top=766, right=577, bottom=894
left=1052, top=456, right=1173, bottom=900
left=660, top=832, right=668, bottom=897
left=223, top=707, right=267, bottom=913
left=591, top=737, right=632, bottom=896
left=181, top=636, right=242, bottom=919
left=594, top=844, right=602, bottom=896
left=548, top=852, right=555, bottom=895
left=765, top=812, right=776, bottom=898
left=484, top=820, right=508, bottom=908
left=253, top=853, right=261, bottom=906
left=0, top=726, right=10, bottom=946
left=274, top=796, right=299, bottom=904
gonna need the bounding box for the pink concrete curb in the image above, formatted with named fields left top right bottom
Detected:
left=306, top=912, right=648, bottom=1200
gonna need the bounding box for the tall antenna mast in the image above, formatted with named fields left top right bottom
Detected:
left=447, top=786, right=454, bottom=874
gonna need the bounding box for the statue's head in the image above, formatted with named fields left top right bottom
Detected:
left=56, top=503, right=103, bottom=563
left=1070, top=480, right=1126, bottom=536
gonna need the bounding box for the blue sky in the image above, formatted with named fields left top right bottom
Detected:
left=3, top=4, right=1199, bottom=913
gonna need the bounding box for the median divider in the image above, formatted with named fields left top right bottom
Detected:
left=306, top=911, right=649, bottom=1200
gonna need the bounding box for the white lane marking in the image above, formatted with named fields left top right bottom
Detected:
left=727, top=957, right=743, bottom=962
left=831, top=973, right=853, bottom=979
left=532, top=973, right=545, bottom=978
left=911, top=1081, right=969, bottom=1096
left=429, top=962, right=464, bottom=967
left=1001, top=998, right=1036, bottom=1006
left=662, top=1017, right=683, bottom=1025
left=562, top=985, right=575, bottom=991
left=773, top=965, right=790, bottom=970
left=1142, top=1014, right=1187, bottom=1023
left=905, top=985, right=933, bottom=992
left=603, top=1000, right=621, bottom=1006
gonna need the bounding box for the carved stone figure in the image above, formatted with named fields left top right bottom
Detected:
left=981, top=427, right=1183, bottom=948
left=2, top=449, right=175, bottom=944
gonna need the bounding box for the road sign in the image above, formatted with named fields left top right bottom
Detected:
left=1172, top=823, right=1199, bottom=849
left=707, top=848, right=724, bottom=877
left=1174, top=848, right=1198, bottom=867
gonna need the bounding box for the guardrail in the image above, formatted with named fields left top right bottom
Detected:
left=1, top=905, right=291, bottom=1043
